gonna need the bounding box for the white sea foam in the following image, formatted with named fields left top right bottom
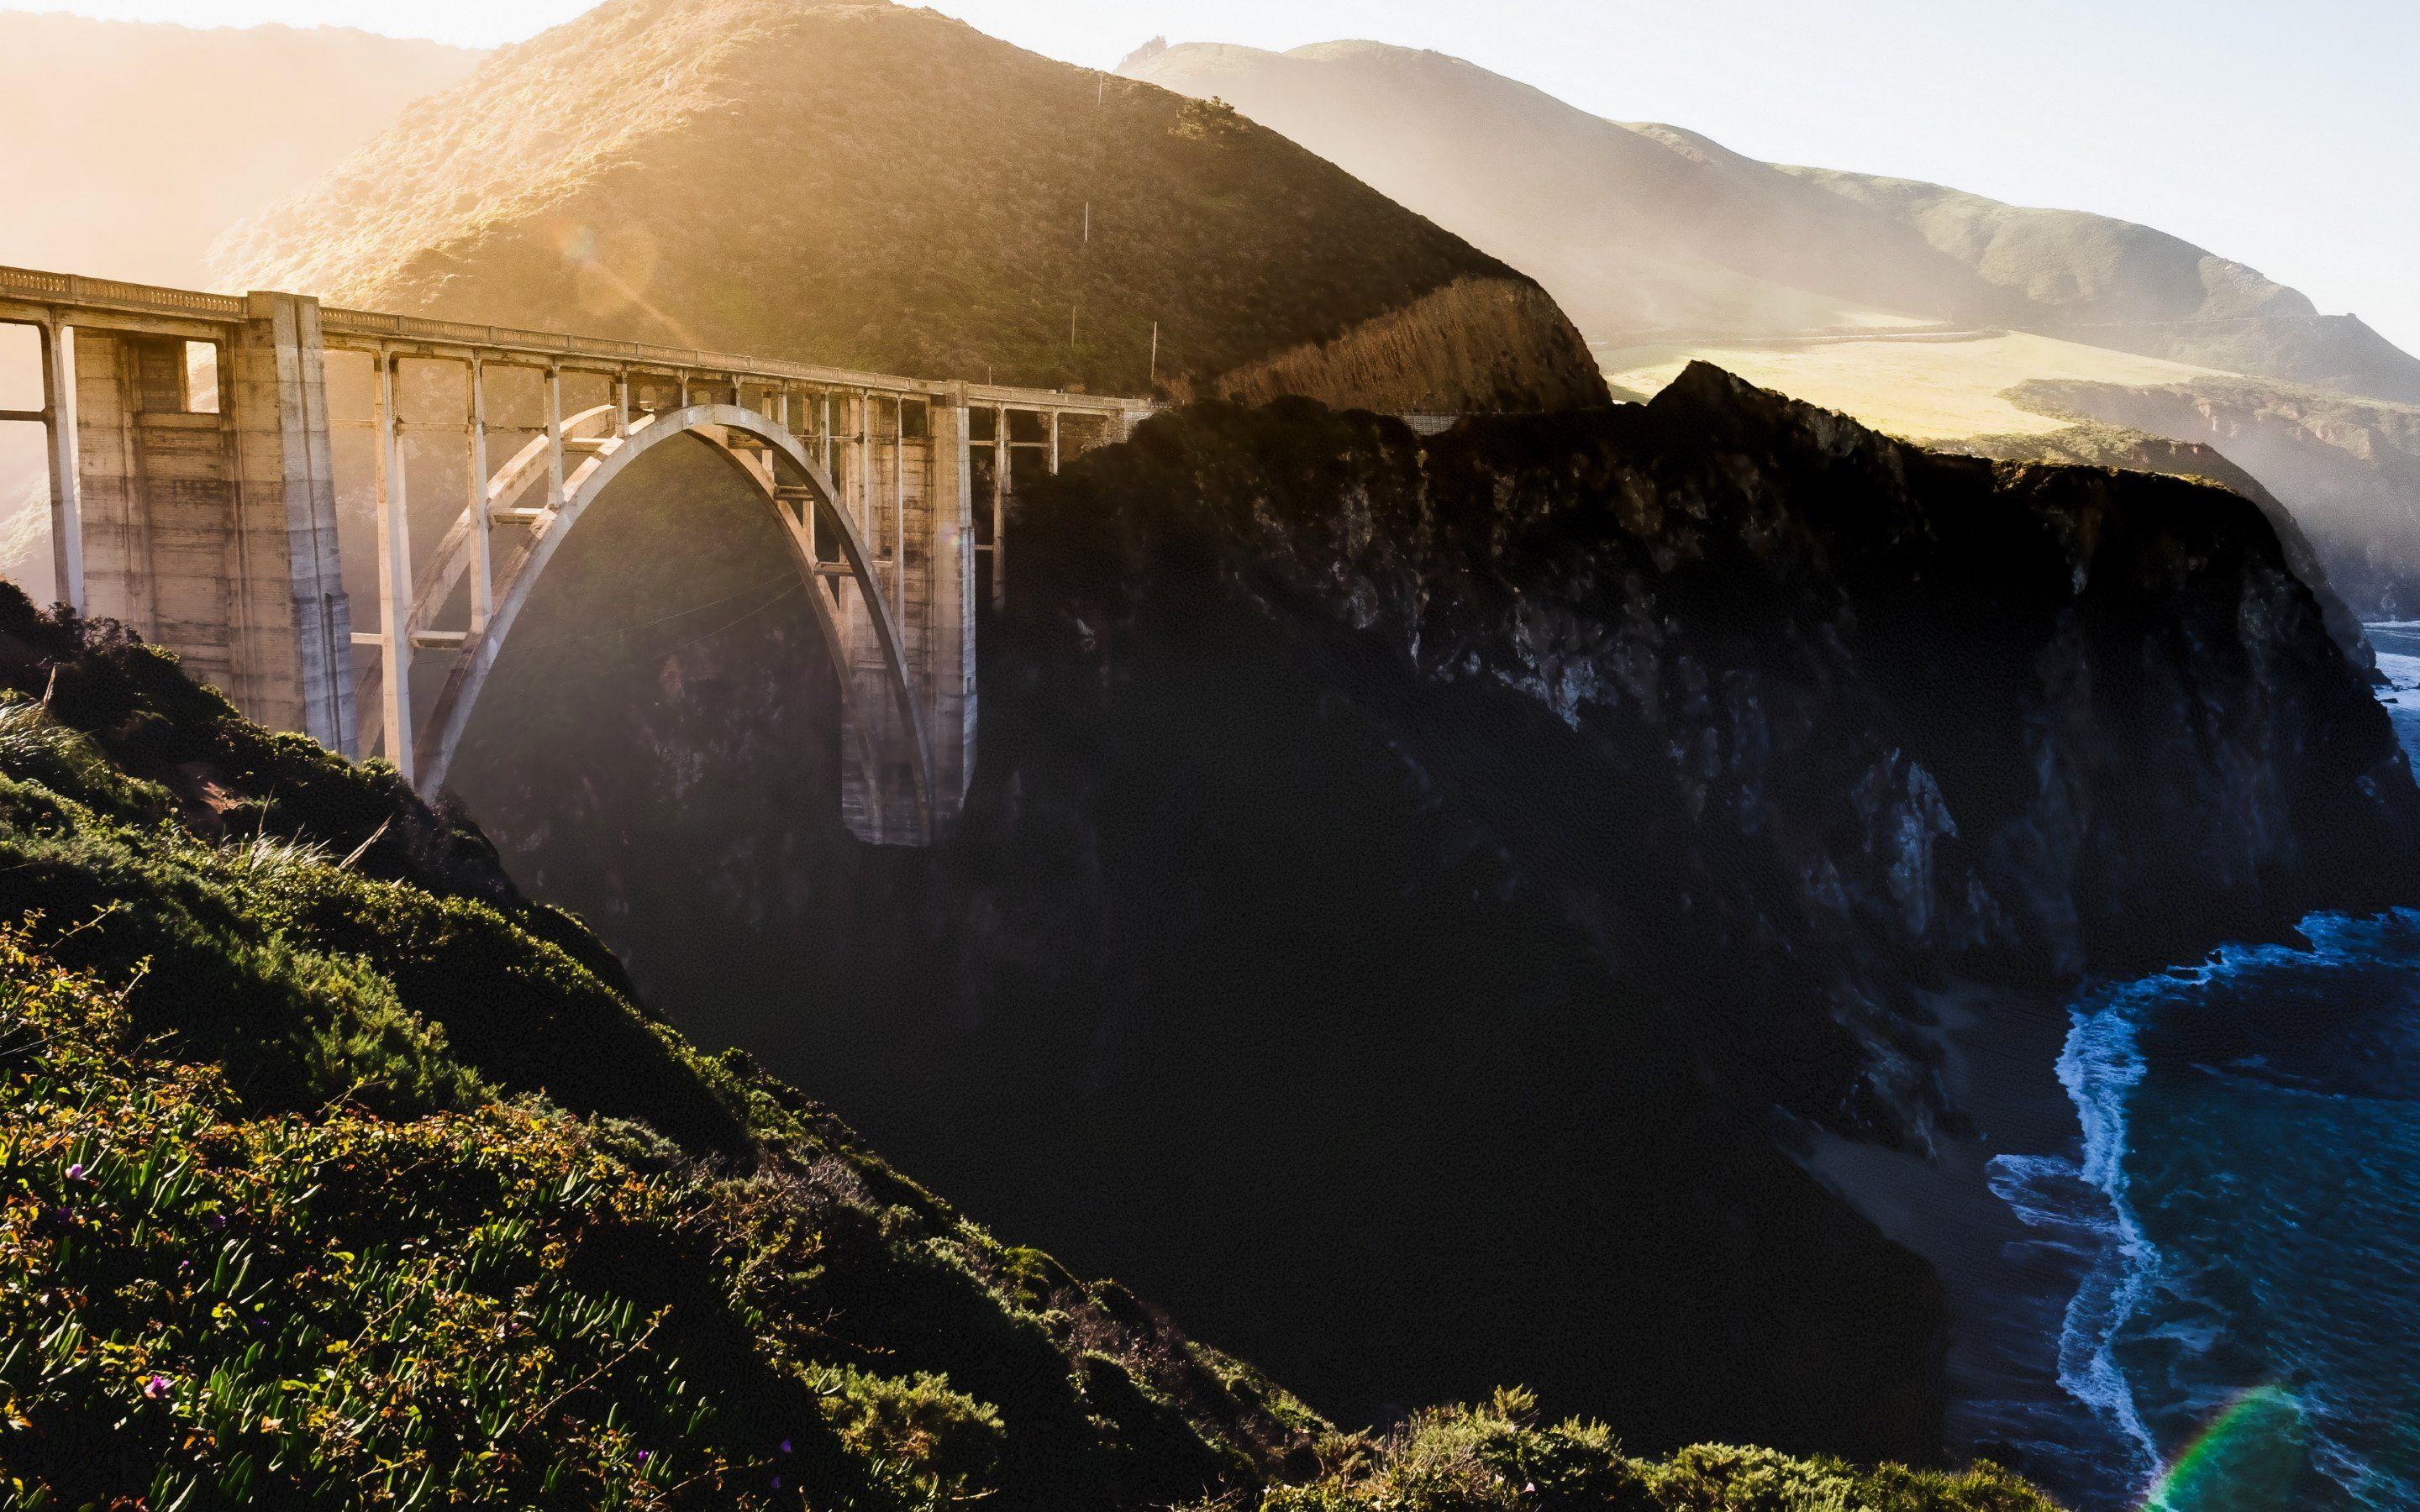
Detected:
left=2049, top=988, right=2166, bottom=1481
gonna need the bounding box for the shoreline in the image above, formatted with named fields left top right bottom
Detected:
left=1800, top=982, right=2143, bottom=1509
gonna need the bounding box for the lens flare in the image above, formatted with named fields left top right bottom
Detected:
left=549, top=220, right=704, bottom=349
left=2142, top=1385, right=2309, bottom=1511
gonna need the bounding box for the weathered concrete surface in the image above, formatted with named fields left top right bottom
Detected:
left=6, top=263, right=1142, bottom=847
left=76, top=292, right=352, bottom=752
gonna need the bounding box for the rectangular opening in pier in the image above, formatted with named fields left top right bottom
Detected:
left=183, top=342, right=219, bottom=415
left=0, top=325, right=55, bottom=604
left=0, top=324, right=39, bottom=413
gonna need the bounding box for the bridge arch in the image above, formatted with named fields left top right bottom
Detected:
left=408, top=402, right=933, bottom=839
left=5, top=264, right=1151, bottom=846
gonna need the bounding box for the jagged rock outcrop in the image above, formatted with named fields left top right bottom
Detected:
left=437, top=367, right=2418, bottom=1473
left=1941, top=420, right=2378, bottom=672
left=211, top=0, right=1603, bottom=412
left=2007, top=375, right=2420, bottom=617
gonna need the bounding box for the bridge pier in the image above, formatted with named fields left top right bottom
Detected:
left=2, top=263, right=1150, bottom=848
left=836, top=391, right=975, bottom=843
left=74, top=291, right=354, bottom=753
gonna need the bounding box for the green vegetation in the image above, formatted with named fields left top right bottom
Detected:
left=0, top=587, right=1313, bottom=1508
left=1196, top=1390, right=2055, bottom=1511
left=0, top=585, right=2059, bottom=1507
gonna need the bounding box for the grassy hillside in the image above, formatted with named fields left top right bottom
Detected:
left=1119, top=40, right=1968, bottom=347
left=1783, top=167, right=2420, bottom=402
left=1597, top=330, right=2223, bottom=442
left=0, top=586, right=1319, bottom=1509
left=212, top=0, right=1602, bottom=409
left=0, top=584, right=2065, bottom=1506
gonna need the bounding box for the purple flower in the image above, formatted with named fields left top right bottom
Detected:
left=142, top=1374, right=172, bottom=1399
left=771, top=1476, right=781, bottom=1489
left=635, top=1450, right=650, bottom=1464
left=204, top=1213, right=228, bottom=1231
left=779, top=1439, right=792, bottom=1454
left=63, top=1164, right=84, bottom=1182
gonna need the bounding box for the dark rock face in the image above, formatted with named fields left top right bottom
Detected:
left=446, top=369, right=2419, bottom=1468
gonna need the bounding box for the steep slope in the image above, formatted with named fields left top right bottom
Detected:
left=433, top=373, right=2417, bottom=1482
left=0, top=588, right=2070, bottom=1508
left=1935, top=419, right=2378, bottom=669
left=1992, top=376, right=2420, bottom=619
left=1784, top=168, right=2420, bottom=401
left=212, top=0, right=1603, bottom=412
left=1118, top=36, right=2420, bottom=611
left=1602, top=331, right=2420, bottom=617
left=1118, top=39, right=2420, bottom=403
left=0, top=587, right=1323, bottom=1509
left=1118, top=40, right=1976, bottom=345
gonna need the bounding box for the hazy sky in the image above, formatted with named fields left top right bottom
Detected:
left=22, top=0, right=2420, bottom=352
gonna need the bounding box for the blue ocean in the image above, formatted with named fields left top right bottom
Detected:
left=1989, top=628, right=2420, bottom=1509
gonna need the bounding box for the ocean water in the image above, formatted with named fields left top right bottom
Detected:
left=1989, top=630, right=2420, bottom=1509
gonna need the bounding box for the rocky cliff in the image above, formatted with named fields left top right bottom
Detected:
left=0, top=534, right=2069, bottom=1508
left=210, top=0, right=1602, bottom=412
left=1940, top=419, right=2378, bottom=672
left=437, top=368, right=2418, bottom=1472
left=2007, top=375, right=2420, bottom=617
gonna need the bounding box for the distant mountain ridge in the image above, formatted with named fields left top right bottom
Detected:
left=0, top=11, right=480, bottom=289
left=1120, top=39, right=2420, bottom=406
left=213, top=0, right=1604, bottom=412
left=0, top=10, right=482, bottom=605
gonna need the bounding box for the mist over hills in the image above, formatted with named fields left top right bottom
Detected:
left=212, top=0, right=1602, bottom=412
left=0, top=10, right=481, bottom=604
left=1119, top=37, right=2420, bottom=404
left=1121, top=37, right=2420, bottom=614
left=0, top=11, right=479, bottom=291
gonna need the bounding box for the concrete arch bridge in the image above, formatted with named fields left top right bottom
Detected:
left=0, top=265, right=1149, bottom=844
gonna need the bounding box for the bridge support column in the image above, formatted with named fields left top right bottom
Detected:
left=76, top=292, right=354, bottom=753
left=38, top=321, right=85, bottom=613
left=836, top=388, right=975, bottom=845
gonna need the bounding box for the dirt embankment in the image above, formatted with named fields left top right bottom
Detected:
left=1199, top=276, right=1608, bottom=413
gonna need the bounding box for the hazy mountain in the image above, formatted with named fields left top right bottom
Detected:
left=1787, top=166, right=2420, bottom=401
left=1122, top=38, right=2420, bottom=612
left=1120, top=39, right=2420, bottom=404
left=0, top=12, right=481, bottom=605
left=0, top=11, right=480, bottom=289
left=213, top=0, right=1603, bottom=412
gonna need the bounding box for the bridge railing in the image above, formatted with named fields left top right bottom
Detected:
left=0, top=263, right=1148, bottom=421
left=0, top=265, right=250, bottom=323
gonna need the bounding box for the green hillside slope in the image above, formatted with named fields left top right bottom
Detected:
left=211, top=0, right=1603, bottom=412
left=0, top=585, right=2063, bottom=1506
left=0, top=588, right=1319, bottom=1509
